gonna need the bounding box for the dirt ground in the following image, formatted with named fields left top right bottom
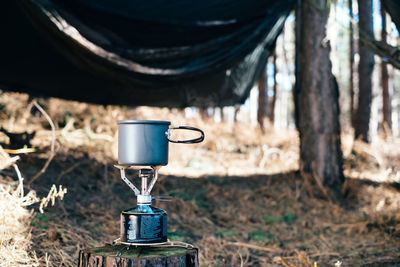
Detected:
left=1, top=92, right=400, bottom=266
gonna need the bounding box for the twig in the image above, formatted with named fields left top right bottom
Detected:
left=224, top=241, right=282, bottom=253
left=321, top=221, right=367, bottom=229
left=12, top=164, right=24, bottom=197
left=84, top=121, right=113, bottom=142
left=300, top=164, right=333, bottom=204
left=27, top=101, right=56, bottom=186
left=0, top=146, right=23, bottom=196
left=0, top=146, right=19, bottom=169
left=45, top=252, right=51, bottom=267
left=39, top=184, right=67, bottom=213
left=310, top=252, right=340, bottom=257
left=0, top=155, right=20, bottom=170
left=3, top=147, right=36, bottom=154
left=237, top=248, right=245, bottom=267
left=311, top=169, right=333, bottom=204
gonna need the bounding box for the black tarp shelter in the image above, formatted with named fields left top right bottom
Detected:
left=0, top=0, right=398, bottom=107
left=0, top=0, right=294, bottom=107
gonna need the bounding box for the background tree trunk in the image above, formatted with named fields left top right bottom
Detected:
left=380, top=4, right=392, bottom=133
left=355, top=0, right=374, bottom=142
left=294, top=0, right=301, bottom=132
left=233, top=105, right=240, bottom=123
left=349, top=0, right=356, bottom=128
left=218, top=107, right=224, bottom=122
left=268, top=51, right=277, bottom=124
left=296, top=0, right=344, bottom=199
left=199, top=108, right=209, bottom=120
left=257, top=65, right=268, bottom=133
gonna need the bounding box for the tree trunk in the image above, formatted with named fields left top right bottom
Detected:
left=199, top=108, right=209, bottom=120
left=218, top=107, right=224, bottom=122
left=349, top=0, right=356, bottom=128
left=78, top=245, right=199, bottom=267
left=296, top=0, right=344, bottom=200
left=233, top=105, right=240, bottom=123
left=257, top=65, right=268, bottom=133
left=355, top=0, right=374, bottom=142
left=269, top=51, right=277, bottom=124
left=294, top=0, right=301, bottom=131
left=380, top=5, right=392, bottom=133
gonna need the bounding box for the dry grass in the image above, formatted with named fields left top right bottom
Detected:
left=343, top=133, right=400, bottom=185
left=0, top=91, right=400, bottom=266
left=0, top=183, right=38, bottom=267
left=0, top=147, right=39, bottom=267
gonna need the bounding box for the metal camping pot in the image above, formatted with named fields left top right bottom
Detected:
left=117, top=120, right=204, bottom=166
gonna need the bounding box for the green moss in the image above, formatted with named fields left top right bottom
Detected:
left=168, top=232, right=185, bottom=241
left=217, top=230, right=237, bottom=238
left=30, top=221, right=49, bottom=229
left=262, top=213, right=297, bottom=224
left=194, top=199, right=211, bottom=211
left=36, top=214, right=49, bottom=222
left=248, top=231, right=274, bottom=242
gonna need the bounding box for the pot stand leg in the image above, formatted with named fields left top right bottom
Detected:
left=117, top=167, right=140, bottom=196
left=146, top=166, right=159, bottom=195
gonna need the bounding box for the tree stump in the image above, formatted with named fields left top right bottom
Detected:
left=78, top=244, right=198, bottom=267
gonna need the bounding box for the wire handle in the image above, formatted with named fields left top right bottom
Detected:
left=166, top=126, right=204, bottom=144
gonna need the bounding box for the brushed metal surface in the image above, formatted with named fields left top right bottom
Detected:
left=118, top=120, right=171, bottom=166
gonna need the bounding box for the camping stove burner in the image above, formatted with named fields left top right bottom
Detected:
left=115, top=120, right=204, bottom=245
left=115, top=165, right=167, bottom=244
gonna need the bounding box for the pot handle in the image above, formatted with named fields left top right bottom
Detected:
left=166, top=126, right=204, bottom=144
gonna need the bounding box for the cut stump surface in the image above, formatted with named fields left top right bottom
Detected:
left=78, top=244, right=198, bottom=267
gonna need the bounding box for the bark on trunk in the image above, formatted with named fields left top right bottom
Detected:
left=257, top=65, right=268, bottom=133
left=294, top=0, right=301, bottom=131
left=78, top=245, right=199, bottom=267
left=296, top=0, right=344, bottom=200
left=349, top=0, right=356, bottom=128
left=233, top=105, right=240, bottom=122
left=380, top=6, right=392, bottom=133
left=218, top=107, right=224, bottom=122
left=269, top=51, right=277, bottom=123
left=355, top=0, right=374, bottom=142
left=199, top=108, right=209, bottom=120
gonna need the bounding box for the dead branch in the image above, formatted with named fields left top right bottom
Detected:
left=27, top=101, right=56, bottom=186
left=0, top=154, right=20, bottom=170
left=12, top=164, right=24, bottom=197
left=0, top=146, right=23, bottom=196
left=223, top=241, right=282, bottom=253
left=360, top=34, right=400, bottom=70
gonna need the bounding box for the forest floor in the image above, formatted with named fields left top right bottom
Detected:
left=0, top=91, right=400, bottom=266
